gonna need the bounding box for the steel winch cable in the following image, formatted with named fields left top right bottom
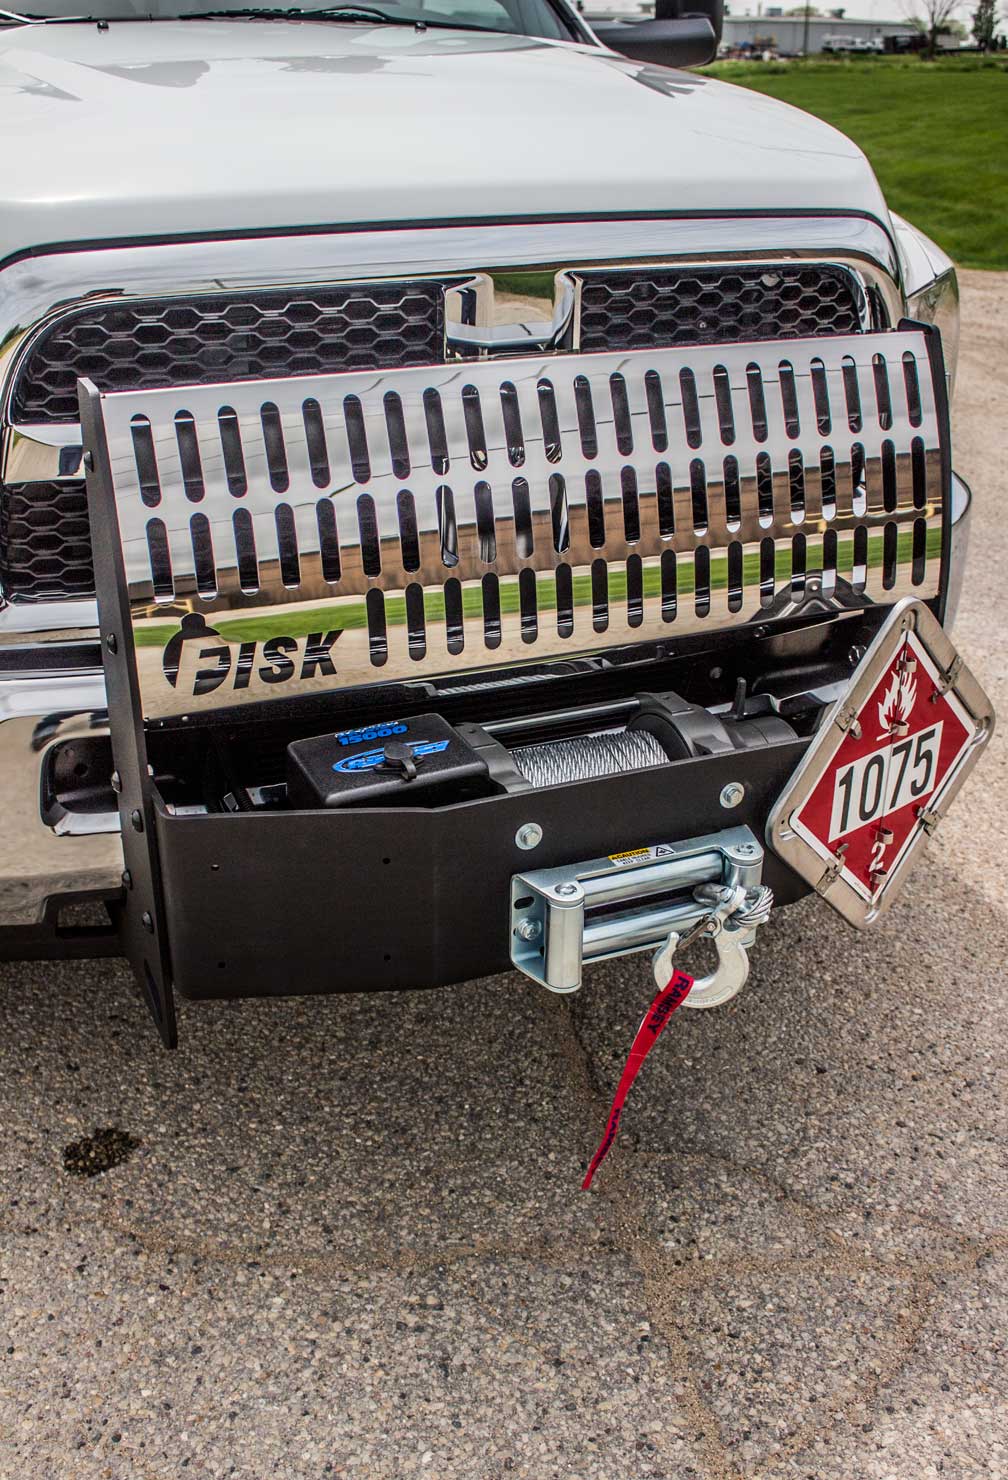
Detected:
left=512, top=729, right=667, bottom=788
left=732, top=883, right=774, bottom=930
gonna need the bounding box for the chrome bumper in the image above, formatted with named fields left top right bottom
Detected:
left=0, top=666, right=120, bottom=925
left=0, top=472, right=974, bottom=931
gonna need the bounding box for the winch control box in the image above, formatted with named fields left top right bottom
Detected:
left=286, top=713, right=489, bottom=809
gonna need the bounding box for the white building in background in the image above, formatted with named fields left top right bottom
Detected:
left=583, top=2, right=927, bottom=54
left=720, top=13, right=919, bottom=53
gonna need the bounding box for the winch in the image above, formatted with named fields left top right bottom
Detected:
left=282, top=688, right=797, bottom=811
left=282, top=696, right=784, bottom=1009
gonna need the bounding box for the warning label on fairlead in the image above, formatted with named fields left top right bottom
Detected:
left=607, top=845, right=676, bottom=868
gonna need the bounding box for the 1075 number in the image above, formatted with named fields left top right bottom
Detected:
left=829, top=723, right=942, bottom=840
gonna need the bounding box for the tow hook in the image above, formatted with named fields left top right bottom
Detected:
left=650, top=881, right=774, bottom=1009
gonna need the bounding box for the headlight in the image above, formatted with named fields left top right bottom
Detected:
left=893, top=213, right=959, bottom=399
left=906, top=267, right=960, bottom=400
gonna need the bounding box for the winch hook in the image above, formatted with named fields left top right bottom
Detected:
left=651, top=882, right=773, bottom=1009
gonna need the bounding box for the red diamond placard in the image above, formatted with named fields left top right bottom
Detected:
left=793, top=629, right=972, bottom=900
left=768, top=601, right=994, bottom=927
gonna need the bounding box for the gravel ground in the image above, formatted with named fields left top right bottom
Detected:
left=1, top=274, right=1006, bottom=1480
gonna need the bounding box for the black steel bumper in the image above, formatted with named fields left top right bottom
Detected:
left=154, top=730, right=809, bottom=1001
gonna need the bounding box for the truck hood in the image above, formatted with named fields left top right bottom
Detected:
left=1, top=21, right=891, bottom=261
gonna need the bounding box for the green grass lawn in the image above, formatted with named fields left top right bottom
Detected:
left=702, top=56, right=1008, bottom=270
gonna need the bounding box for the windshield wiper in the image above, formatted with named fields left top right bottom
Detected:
left=180, top=5, right=501, bottom=27
left=183, top=6, right=409, bottom=20
left=187, top=4, right=385, bottom=15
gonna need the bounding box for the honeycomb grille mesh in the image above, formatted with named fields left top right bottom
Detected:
left=0, top=481, right=94, bottom=602
left=579, top=266, right=862, bottom=354
left=12, top=281, right=445, bottom=425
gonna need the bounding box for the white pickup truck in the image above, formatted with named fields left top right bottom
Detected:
left=0, top=0, right=988, bottom=1043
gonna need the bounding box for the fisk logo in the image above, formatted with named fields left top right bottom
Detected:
left=162, top=613, right=343, bottom=697
left=333, top=739, right=450, bottom=774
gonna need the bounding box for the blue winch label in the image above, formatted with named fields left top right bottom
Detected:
left=333, top=739, right=450, bottom=774
left=335, top=721, right=408, bottom=747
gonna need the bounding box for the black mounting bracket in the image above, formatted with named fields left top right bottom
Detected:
left=79, top=381, right=178, bottom=1048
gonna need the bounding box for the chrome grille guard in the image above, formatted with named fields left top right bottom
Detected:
left=79, top=324, right=949, bottom=720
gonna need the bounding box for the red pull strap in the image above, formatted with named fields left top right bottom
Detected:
left=581, top=968, right=694, bottom=1191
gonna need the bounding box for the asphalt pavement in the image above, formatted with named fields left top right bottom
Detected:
left=0, top=274, right=1005, bottom=1480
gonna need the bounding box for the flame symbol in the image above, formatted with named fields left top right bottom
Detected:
left=877, top=666, right=917, bottom=739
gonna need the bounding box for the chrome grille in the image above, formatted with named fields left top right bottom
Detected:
left=12, top=281, right=446, bottom=425
left=579, top=265, right=863, bottom=353
left=0, top=480, right=94, bottom=601
left=85, top=329, right=947, bottom=720
left=4, top=264, right=867, bottom=604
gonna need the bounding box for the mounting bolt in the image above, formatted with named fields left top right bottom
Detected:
left=848, top=644, right=867, bottom=668
left=515, top=918, right=542, bottom=942
left=719, top=781, right=745, bottom=810
left=515, top=822, right=543, bottom=851
left=110, top=770, right=122, bottom=794
left=106, top=633, right=117, bottom=654
left=736, top=842, right=758, bottom=856
left=121, top=869, right=132, bottom=891
left=555, top=882, right=579, bottom=897
left=130, top=809, right=143, bottom=832
left=141, top=911, right=154, bottom=934
left=82, top=451, right=94, bottom=472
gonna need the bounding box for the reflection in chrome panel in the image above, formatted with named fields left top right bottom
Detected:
left=82, top=328, right=947, bottom=719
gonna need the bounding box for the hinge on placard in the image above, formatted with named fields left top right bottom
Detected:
left=834, top=705, right=862, bottom=739
left=916, top=805, right=941, bottom=837
left=931, top=654, right=962, bottom=701
left=815, top=843, right=848, bottom=895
